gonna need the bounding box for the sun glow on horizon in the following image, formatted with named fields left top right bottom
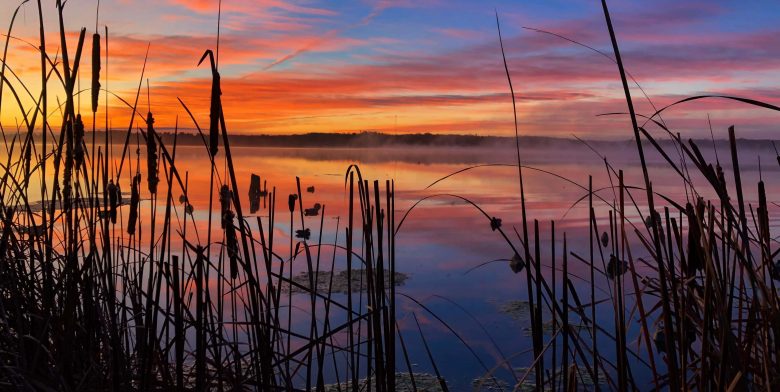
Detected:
left=3, top=0, right=780, bottom=139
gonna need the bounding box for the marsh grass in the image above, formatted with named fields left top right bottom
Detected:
left=2, top=0, right=780, bottom=391
left=0, top=2, right=403, bottom=391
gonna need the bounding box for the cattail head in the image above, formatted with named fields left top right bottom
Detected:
left=208, top=71, right=221, bottom=158
left=685, top=202, right=703, bottom=275
left=0, top=207, right=14, bottom=255
left=74, top=114, right=85, bottom=168
left=771, top=260, right=780, bottom=281
left=198, top=50, right=220, bottom=158
left=295, top=228, right=311, bottom=240
left=490, top=217, right=502, bottom=231
left=249, top=174, right=261, bottom=214
left=304, top=203, right=322, bottom=217
left=224, top=210, right=239, bottom=279
left=179, top=194, right=194, bottom=215
left=606, top=254, right=627, bottom=279
left=146, top=112, right=159, bottom=194
left=288, top=194, right=297, bottom=213
left=91, top=33, right=101, bottom=113
left=600, top=231, right=609, bottom=248
left=715, top=163, right=726, bottom=192
left=107, top=180, right=118, bottom=224
left=127, top=173, right=141, bottom=235
left=195, top=245, right=207, bottom=273
left=220, top=185, right=232, bottom=229
left=644, top=210, right=661, bottom=230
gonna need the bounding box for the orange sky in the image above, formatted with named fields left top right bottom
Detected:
left=3, top=0, right=780, bottom=138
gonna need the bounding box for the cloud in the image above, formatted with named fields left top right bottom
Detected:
left=5, top=0, right=780, bottom=139
left=166, top=0, right=338, bottom=16
left=263, top=2, right=386, bottom=70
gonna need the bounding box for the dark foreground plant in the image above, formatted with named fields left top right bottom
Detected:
left=2, top=1, right=780, bottom=391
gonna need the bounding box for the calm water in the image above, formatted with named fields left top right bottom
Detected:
left=9, top=140, right=780, bottom=389
left=168, top=141, right=779, bottom=389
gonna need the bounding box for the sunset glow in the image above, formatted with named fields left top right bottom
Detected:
left=4, top=0, right=780, bottom=138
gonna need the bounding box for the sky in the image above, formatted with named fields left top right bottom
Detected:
left=3, top=0, right=780, bottom=139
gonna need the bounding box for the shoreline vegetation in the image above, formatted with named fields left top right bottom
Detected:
left=16, top=130, right=780, bottom=149
left=2, top=0, right=780, bottom=390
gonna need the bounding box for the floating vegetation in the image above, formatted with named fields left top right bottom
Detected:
left=322, top=372, right=444, bottom=392
left=523, top=319, right=586, bottom=337
left=282, top=269, right=408, bottom=294
left=471, top=376, right=509, bottom=391
left=304, top=203, right=321, bottom=216
left=512, top=366, right=608, bottom=390
left=497, top=300, right=532, bottom=321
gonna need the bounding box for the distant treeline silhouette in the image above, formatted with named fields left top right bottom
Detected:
left=62, top=130, right=777, bottom=149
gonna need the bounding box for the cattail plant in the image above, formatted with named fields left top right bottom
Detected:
left=3, top=1, right=780, bottom=390
left=198, top=50, right=220, bottom=158
left=127, top=173, right=141, bottom=235
left=63, top=120, right=74, bottom=211
left=74, top=114, right=85, bottom=168
left=107, top=179, right=118, bottom=223
left=220, top=184, right=232, bottom=228
left=91, top=32, right=101, bottom=114
left=145, top=112, right=158, bottom=193
left=225, top=210, right=239, bottom=279
left=249, top=173, right=261, bottom=213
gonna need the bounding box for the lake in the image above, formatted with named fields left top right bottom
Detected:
left=141, top=139, right=777, bottom=389
left=8, top=138, right=778, bottom=389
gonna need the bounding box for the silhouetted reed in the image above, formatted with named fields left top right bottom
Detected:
left=2, top=1, right=780, bottom=390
